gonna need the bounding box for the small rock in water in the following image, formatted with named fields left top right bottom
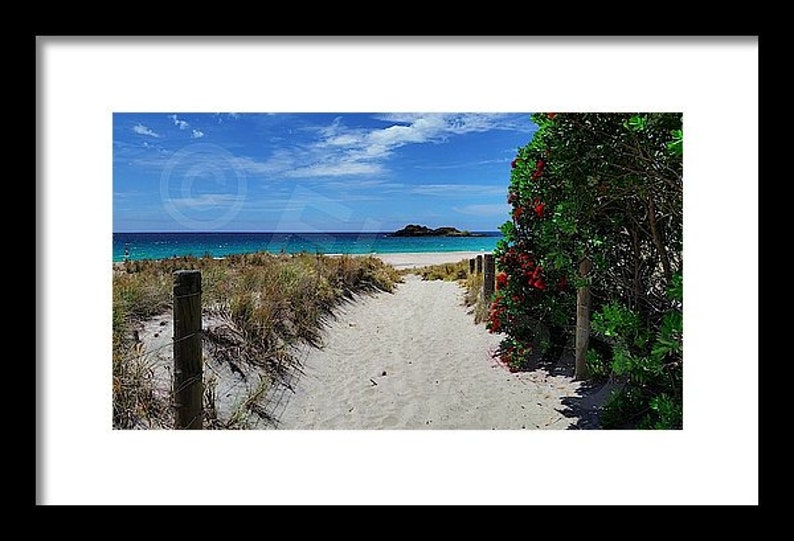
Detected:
left=348, top=321, right=356, bottom=327
left=154, top=332, right=160, bottom=338
left=381, top=371, right=387, bottom=376
left=159, top=320, right=167, bottom=326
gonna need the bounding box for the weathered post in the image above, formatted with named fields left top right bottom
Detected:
left=483, top=254, right=495, bottom=301
left=476, top=254, right=483, bottom=275
left=173, top=270, right=203, bottom=429
left=575, top=258, right=592, bottom=380
left=469, top=258, right=476, bottom=275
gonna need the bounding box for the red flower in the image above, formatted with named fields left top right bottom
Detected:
left=512, top=207, right=524, bottom=220
left=510, top=159, right=517, bottom=169
left=548, top=113, right=556, bottom=119
left=489, top=316, right=501, bottom=333
left=496, top=272, right=508, bottom=289
left=507, top=192, right=517, bottom=204
left=537, top=159, right=545, bottom=170
left=533, top=278, right=547, bottom=290
left=534, top=202, right=545, bottom=218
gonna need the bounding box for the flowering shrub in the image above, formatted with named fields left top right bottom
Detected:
left=490, top=113, right=683, bottom=428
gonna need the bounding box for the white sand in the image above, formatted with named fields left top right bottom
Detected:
left=131, top=251, right=597, bottom=429
left=277, top=274, right=583, bottom=429
left=365, top=251, right=485, bottom=270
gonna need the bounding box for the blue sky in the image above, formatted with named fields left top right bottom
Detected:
left=113, top=113, right=538, bottom=232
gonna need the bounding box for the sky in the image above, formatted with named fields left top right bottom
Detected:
left=113, top=113, right=538, bottom=232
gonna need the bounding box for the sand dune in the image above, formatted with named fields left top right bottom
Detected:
left=277, top=274, right=583, bottom=429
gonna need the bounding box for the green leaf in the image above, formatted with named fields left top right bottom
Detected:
left=625, top=115, right=648, bottom=132
left=668, top=273, right=683, bottom=302
left=667, top=129, right=683, bottom=156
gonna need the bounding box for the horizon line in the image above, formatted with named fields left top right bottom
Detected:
left=113, top=230, right=503, bottom=234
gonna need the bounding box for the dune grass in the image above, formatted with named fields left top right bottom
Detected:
left=113, top=252, right=401, bottom=429
left=402, top=259, right=470, bottom=282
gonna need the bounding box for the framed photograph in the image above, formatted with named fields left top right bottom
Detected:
left=38, top=36, right=758, bottom=505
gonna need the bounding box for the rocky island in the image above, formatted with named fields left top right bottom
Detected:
left=391, top=224, right=481, bottom=237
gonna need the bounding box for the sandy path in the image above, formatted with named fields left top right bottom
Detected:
left=278, top=274, right=582, bottom=429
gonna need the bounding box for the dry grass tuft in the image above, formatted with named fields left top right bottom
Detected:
left=112, top=252, right=401, bottom=429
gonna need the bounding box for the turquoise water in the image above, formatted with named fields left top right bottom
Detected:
left=113, top=232, right=502, bottom=262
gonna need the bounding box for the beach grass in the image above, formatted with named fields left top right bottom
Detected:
left=402, top=259, right=470, bottom=281
left=112, top=252, right=401, bottom=429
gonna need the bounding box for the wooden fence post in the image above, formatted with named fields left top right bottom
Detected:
left=476, top=255, right=483, bottom=275
left=483, top=254, right=495, bottom=300
left=173, top=270, right=203, bottom=429
left=469, top=258, right=475, bottom=275
left=575, top=258, right=592, bottom=380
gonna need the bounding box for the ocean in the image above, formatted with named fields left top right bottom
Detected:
left=113, top=232, right=503, bottom=262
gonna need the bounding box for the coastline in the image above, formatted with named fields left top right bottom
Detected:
left=113, top=231, right=502, bottom=263
left=114, top=250, right=491, bottom=270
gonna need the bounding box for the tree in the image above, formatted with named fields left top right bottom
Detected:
left=490, top=113, right=683, bottom=428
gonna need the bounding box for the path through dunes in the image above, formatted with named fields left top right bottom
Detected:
left=277, top=274, right=585, bottom=429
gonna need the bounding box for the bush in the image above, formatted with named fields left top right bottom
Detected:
left=491, top=113, right=683, bottom=428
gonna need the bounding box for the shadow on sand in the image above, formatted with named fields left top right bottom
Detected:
left=523, top=346, right=622, bottom=430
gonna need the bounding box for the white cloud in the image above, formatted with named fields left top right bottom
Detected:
left=191, top=129, right=204, bottom=139
left=325, top=134, right=361, bottom=147
left=132, top=124, right=159, bottom=138
left=233, top=150, right=295, bottom=176
left=293, top=113, right=530, bottom=179
left=168, top=114, right=190, bottom=130
left=171, top=193, right=238, bottom=209
left=214, top=113, right=241, bottom=123
left=453, top=203, right=511, bottom=216
left=375, top=113, right=533, bottom=135
left=368, top=115, right=447, bottom=148
left=409, top=184, right=505, bottom=197
left=184, top=113, right=530, bottom=183
left=415, top=157, right=508, bottom=171
left=288, top=160, right=383, bottom=177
